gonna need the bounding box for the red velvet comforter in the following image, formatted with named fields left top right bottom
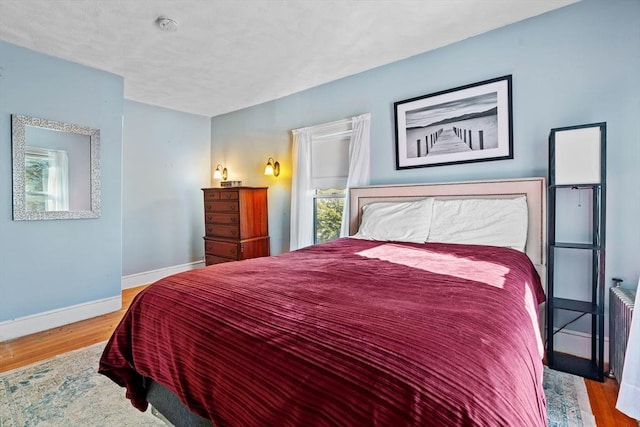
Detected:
left=99, top=238, right=547, bottom=426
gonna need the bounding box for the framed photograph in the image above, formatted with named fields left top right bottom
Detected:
left=395, top=75, right=513, bottom=169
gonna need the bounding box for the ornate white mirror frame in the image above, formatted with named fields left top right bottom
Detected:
left=11, top=114, right=101, bottom=220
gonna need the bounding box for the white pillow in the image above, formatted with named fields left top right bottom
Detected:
left=352, top=198, right=434, bottom=243
left=427, top=196, right=528, bottom=251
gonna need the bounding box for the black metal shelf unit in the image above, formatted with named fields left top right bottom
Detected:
left=546, top=122, right=606, bottom=382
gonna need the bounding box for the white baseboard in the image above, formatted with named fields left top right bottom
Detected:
left=554, top=328, right=610, bottom=363
left=0, top=295, right=122, bottom=342
left=0, top=261, right=206, bottom=342
left=121, top=260, right=205, bottom=289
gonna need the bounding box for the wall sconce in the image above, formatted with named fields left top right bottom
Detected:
left=213, top=164, right=228, bottom=181
left=264, top=157, right=280, bottom=177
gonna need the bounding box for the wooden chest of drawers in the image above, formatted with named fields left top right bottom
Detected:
left=202, top=187, right=270, bottom=266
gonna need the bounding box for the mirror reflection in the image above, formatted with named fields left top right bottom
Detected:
left=12, top=115, right=100, bottom=220
left=25, top=146, right=70, bottom=212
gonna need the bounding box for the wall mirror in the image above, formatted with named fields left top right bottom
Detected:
left=12, top=114, right=101, bottom=220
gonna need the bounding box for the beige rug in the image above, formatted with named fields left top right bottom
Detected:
left=0, top=342, right=164, bottom=426
left=1, top=342, right=598, bottom=426
left=543, top=366, right=596, bottom=427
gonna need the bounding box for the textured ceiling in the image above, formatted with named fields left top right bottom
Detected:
left=0, top=0, right=577, bottom=117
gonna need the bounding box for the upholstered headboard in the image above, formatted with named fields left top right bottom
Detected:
left=348, top=178, right=547, bottom=282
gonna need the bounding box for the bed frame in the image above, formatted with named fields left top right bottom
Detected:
left=147, top=177, right=547, bottom=426
left=349, top=177, right=546, bottom=283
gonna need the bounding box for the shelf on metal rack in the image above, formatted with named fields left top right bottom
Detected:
left=551, top=297, right=599, bottom=314
left=551, top=242, right=601, bottom=250
left=550, top=183, right=601, bottom=189
left=548, top=351, right=603, bottom=382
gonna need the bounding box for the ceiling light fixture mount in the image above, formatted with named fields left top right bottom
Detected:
left=156, top=16, right=179, bottom=32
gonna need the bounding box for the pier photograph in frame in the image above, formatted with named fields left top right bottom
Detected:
left=395, top=75, right=512, bottom=169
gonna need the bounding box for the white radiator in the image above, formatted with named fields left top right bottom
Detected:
left=608, top=286, right=636, bottom=380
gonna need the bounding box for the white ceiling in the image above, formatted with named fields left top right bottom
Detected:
left=0, top=0, right=577, bottom=117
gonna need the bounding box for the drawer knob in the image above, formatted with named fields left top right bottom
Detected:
left=225, top=193, right=231, bottom=199
left=230, top=217, right=237, bottom=223
left=231, top=230, right=237, bottom=236
left=230, top=205, right=236, bottom=211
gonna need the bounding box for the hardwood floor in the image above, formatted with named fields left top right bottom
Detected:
left=586, top=377, right=638, bottom=427
left=0, top=285, right=637, bottom=426
left=0, top=285, right=144, bottom=373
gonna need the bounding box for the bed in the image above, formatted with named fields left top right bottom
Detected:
left=99, top=178, right=547, bottom=426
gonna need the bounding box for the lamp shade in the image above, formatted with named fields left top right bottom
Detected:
left=213, top=166, right=222, bottom=180
left=264, top=157, right=280, bottom=177
left=213, top=164, right=227, bottom=180
left=264, top=161, right=274, bottom=176
left=550, top=123, right=605, bottom=185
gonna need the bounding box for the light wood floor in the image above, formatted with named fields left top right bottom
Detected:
left=0, top=285, right=637, bottom=427
left=0, top=285, right=144, bottom=372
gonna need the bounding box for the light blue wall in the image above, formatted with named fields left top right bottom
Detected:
left=0, top=41, right=123, bottom=321
left=211, top=0, right=640, bottom=288
left=122, top=100, right=211, bottom=276
left=210, top=104, right=295, bottom=255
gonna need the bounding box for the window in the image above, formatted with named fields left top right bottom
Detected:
left=314, top=188, right=346, bottom=244
left=290, top=113, right=370, bottom=250
left=311, top=123, right=352, bottom=244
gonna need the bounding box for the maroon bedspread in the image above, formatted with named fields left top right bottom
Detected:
left=99, top=238, right=547, bottom=426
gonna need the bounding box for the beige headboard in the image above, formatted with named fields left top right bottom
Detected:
left=348, top=178, right=547, bottom=280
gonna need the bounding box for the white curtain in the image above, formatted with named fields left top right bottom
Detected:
left=616, top=277, right=640, bottom=420
left=289, top=128, right=314, bottom=250
left=340, top=113, right=371, bottom=237
left=46, top=149, right=69, bottom=211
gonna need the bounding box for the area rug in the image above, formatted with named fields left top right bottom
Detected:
left=0, top=343, right=164, bottom=426
left=1, top=343, right=596, bottom=426
left=544, top=366, right=596, bottom=427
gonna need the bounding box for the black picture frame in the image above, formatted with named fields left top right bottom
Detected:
left=394, top=75, right=513, bottom=170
